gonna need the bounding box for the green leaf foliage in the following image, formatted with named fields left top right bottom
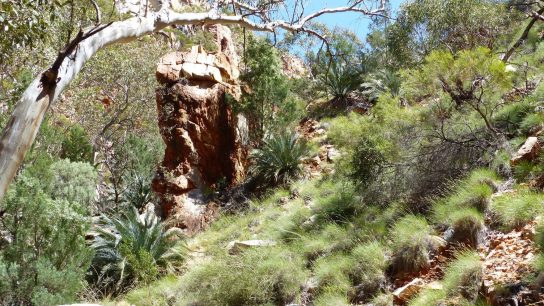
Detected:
left=250, top=133, right=308, bottom=186
left=89, top=207, right=185, bottom=294
left=0, top=172, right=93, bottom=305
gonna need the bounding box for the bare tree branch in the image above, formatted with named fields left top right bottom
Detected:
left=90, top=0, right=102, bottom=24
left=502, top=6, right=544, bottom=62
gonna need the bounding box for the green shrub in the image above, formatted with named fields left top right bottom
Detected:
left=349, top=136, right=386, bottom=191
left=123, top=275, right=181, bottom=306
left=239, top=35, right=302, bottom=142
left=0, top=174, right=93, bottom=305
left=298, top=224, right=352, bottom=261
left=389, top=215, right=431, bottom=276
left=326, top=113, right=367, bottom=149
left=534, top=223, right=544, bottom=273
left=450, top=209, right=484, bottom=247
left=313, top=291, right=350, bottom=306
left=250, top=133, right=308, bottom=185
left=371, top=293, right=394, bottom=306
left=349, top=242, right=387, bottom=302
left=434, top=206, right=483, bottom=247
left=90, top=207, right=185, bottom=294
left=61, top=124, right=94, bottom=164
left=120, top=172, right=154, bottom=210
left=49, top=159, right=97, bottom=205
left=493, top=100, right=533, bottom=134
left=314, top=183, right=360, bottom=223
left=318, top=60, right=362, bottom=102
left=439, top=169, right=498, bottom=213
left=180, top=247, right=307, bottom=305
left=535, top=222, right=544, bottom=251
left=409, top=251, right=482, bottom=305
left=408, top=288, right=446, bottom=306
left=490, top=190, right=544, bottom=230
left=520, top=113, right=544, bottom=135
left=351, top=241, right=387, bottom=277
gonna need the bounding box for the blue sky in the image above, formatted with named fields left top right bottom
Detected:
left=303, top=0, right=405, bottom=39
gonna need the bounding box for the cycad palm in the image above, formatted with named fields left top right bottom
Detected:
left=360, top=69, right=402, bottom=102
left=250, top=133, right=308, bottom=185
left=90, top=207, right=185, bottom=293
left=319, top=60, right=362, bottom=102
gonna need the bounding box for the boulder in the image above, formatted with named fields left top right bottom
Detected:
left=510, top=137, right=541, bottom=166
left=152, top=25, right=247, bottom=232
left=393, top=278, right=425, bottom=303
left=227, top=239, right=277, bottom=255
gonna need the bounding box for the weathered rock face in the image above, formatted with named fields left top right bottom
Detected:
left=281, top=53, right=308, bottom=79
left=152, top=25, right=247, bottom=231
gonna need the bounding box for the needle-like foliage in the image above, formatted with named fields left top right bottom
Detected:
left=250, top=133, right=308, bottom=186
left=89, top=207, right=185, bottom=294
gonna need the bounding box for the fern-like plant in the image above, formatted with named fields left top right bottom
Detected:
left=250, top=133, right=308, bottom=185
left=89, top=207, right=185, bottom=294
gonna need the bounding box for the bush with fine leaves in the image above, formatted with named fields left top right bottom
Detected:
left=250, top=133, right=308, bottom=185
left=0, top=173, right=93, bottom=305
left=89, top=207, right=185, bottom=294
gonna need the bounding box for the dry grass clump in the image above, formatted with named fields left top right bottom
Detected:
left=409, top=251, right=483, bottom=306
left=490, top=189, right=544, bottom=230
left=388, top=215, right=432, bottom=277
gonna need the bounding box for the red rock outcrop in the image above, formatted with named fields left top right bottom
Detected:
left=152, top=25, right=247, bottom=231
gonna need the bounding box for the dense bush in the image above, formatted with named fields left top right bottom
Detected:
left=448, top=208, right=484, bottom=248
left=384, top=0, right=513, bottom=67
left=239, top=35, right=304, bottom=143
left=318, top=60, right=362, bottom=103
left=48, top=159, right=97, bottom=205
left=89, top=207, right=185, bottom=294
left=314, top=183, right=360, bottom=223
left=60, top=124, right=94, bottom=164
left=349, top=136, right=386, bottom=191
left=250, top=133, right=308, bottom=186
left=313, top=253, right=353, bottom=294
left=349, top=242, right=387, bottom=302
left=0, top=173, right=93, bottom=305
